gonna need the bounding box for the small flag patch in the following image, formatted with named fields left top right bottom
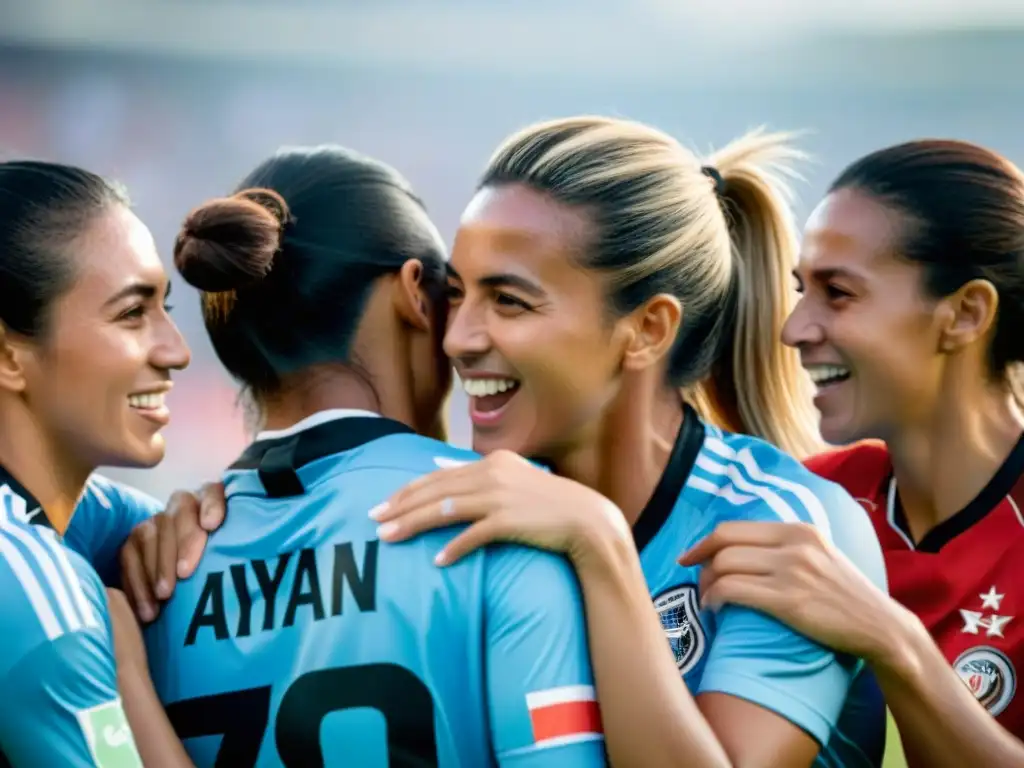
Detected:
left=526, top=685, right=603, bottom=747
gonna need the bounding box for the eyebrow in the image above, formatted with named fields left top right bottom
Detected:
left=446, top=265, right=546, bottom=298
left=793, top=267, right=863, bottom=283
left=480, top=274, right=546, bottom=298
left=103, top=281, right=162, bottom=308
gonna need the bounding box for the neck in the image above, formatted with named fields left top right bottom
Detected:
left=260, top=366, right=383, bottom=432
left=888, top=376, right=1024, bottom=542
left=260, top=356, right=428, bottom=436
left=0, top=404, right=91, bottom=535
left=547, top=377, right=683, bottom=527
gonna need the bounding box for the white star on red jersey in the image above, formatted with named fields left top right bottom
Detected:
left=960, top=607, right=1014, bottom=637
left=985, top=614, right=1013, bottom=638
left=980, top=586, right=1005, bottom=611
left=961, top=609, right=984, bottom=634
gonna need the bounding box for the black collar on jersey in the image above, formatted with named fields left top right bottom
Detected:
left=229, top=407, right=706, bottom=541
left=893, top=427, right=1024, bottom=553
left=0, top=462, right=54, bottom=530
left=229, top=416, right=415, bottom=498
left=631, top=404, right=706, bottom=554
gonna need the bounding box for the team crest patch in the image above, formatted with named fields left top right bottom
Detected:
left=653, top=584, right=706, bottom=675
left=76, top=699, right=143, bottom=768
left=954, top=646, right=1017, bottom=716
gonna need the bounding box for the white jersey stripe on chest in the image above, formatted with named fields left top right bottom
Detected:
left=686, top=474, right=758, bottom=505
left=0, top=493, right=89, bottom=633
left=0, top=529, right=64, bottom=639
left=0, top=486, right=76, bottom=638
left=36, top=526, right=98, bottom=628
left=700, top=436, right=833, bottom=540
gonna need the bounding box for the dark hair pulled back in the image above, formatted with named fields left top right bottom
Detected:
left=832, top=139, right=1024, bottom=374
left=173, top=145, right=447, bottom=398
left=0, top=160, right=130, bottom=337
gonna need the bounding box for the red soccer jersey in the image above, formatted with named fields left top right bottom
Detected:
left=806, top=439, right=1024, bottom=747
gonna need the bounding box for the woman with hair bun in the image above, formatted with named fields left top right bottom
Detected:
left=135, top=146, right=608, bottom=767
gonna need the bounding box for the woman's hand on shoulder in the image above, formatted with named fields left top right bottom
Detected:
left=681, top=520, right=915, bottom=664
left=119, top=482, right=227, bottom=623
left=374, top=450, right=632, bottom=568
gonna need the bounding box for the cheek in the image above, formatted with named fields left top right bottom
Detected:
left=503, top=315, right=620, bottom=409
left=844, top=309, right=939, bottom=398
left=47, top=328, right=142, bottom=410
left=25, top=352, right=114, bottom=443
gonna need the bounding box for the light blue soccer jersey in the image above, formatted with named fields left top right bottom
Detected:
left=64, top=475, right=161, bottom=586
left=0, top=468, right=143, bottom=767
left=145, top=411, right=606, bottom=767
left=636, top=408, right=888, bottom=767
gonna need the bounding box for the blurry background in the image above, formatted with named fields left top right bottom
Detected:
left=1, top=0, right=1023, bottom=501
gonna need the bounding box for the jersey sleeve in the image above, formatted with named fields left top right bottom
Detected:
left=483, top=546, right=607, bottom=767
left=697, top=473, right=888, bottom=747
left=696, top=604, right=856, bottom=745
left=64, top=475, right=162, bottom=587
left=0, top=630, right=143, bottom=767
left=0, top=531, right=143, bottom=766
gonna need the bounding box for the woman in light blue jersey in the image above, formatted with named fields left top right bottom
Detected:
left=0, top=160, right=192, bottom=766
left=370, top=117, right=886, bottom=767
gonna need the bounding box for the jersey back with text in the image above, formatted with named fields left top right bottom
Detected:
left=806, top=439, right=1024, bottom=742
left=145, top=416, right=605, bottom=768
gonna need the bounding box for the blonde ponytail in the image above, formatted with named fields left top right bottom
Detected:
left=480, top=116, right=824, bottom=456
left=688, top=129, right=823, bottom=457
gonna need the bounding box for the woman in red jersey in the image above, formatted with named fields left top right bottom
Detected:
left=685, top=140, right=1024, bottom=767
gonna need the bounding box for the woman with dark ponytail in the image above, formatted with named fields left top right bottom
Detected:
left=685, top=139, right=1024, bottom=767
left=0, top=160, right=191, bottom=766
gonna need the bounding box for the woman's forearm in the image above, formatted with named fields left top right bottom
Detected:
left=119, top=670, right=194, bottom=768
left=873, top=612, right=1024, bottom=767
left=573, top=532, right=730, bottom=768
